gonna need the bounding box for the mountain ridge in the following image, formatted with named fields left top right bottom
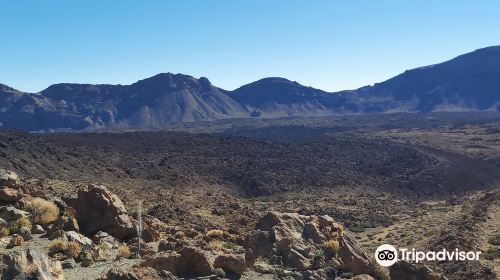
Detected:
left=2, top=46, right=500, bottom=131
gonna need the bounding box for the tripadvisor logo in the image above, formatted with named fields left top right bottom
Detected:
left=375, top=244, right=482, bottom=267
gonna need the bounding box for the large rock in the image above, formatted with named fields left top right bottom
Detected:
left=0, top=187, right=23, bottom=202
left=245, top=212, right=375, bottom=276
left=107, top=266, right=164, bottom=280
left=0, top=170, right=19, bottom=188
left=72, top=184, right=134, bottom=240
left=0, top=249, right=63, bottom=280
left=0, top=206, right=29, bottom=221
left=337, top=231, right=373, bottom=275
left=142, top=246, right=213, bottom=278
left=213, top=254, right=246, bottom=276
left=66, top=231, right=93, bottom=247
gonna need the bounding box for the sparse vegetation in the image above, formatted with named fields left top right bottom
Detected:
left=0, top=227, right=10, bottom=237
left=50, top=239, right=68, bottom=255
left=9, top=217, right=32, bottom=233
left=206, top=229, right=224, bottom=239
left=26, top=198, right=59, bottom=225
left=208, top=240, right=223, bottom=251
left=323, top=239, right=340, bottom=255
left=116, top=244, right=131, bottom=259
left=67, top=241, right=82, bottom=258
left=223, top=241, right=238, bottom=251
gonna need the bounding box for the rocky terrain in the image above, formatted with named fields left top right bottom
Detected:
left=1, top=46, right=500, bottom=131
left=0, top=112, right=498, bottom=279
left=1, top=169, right=433, bottom=280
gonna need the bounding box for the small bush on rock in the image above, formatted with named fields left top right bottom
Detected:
left=26, top=198, right=59, bottom=225
left=0, top=227, right=10, bottom=237
left=324, top=239, right=340, bottom=255
left=223, top=241, right=238, bottom=251
left=116, top=244, right=131, bottom=259
left=50, top=239, right=68, bottom=255
left=67, top=241, right=82, bottom=258
left=206, top=229, right=224, bottom=239
left=208, top=240, right=223, bottom=251
left=9, top=217, right=32, bottom=233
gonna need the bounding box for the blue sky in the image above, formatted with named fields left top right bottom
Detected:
left=1, top=0, right=499, bottom=93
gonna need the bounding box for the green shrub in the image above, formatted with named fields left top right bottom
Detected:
left=223, top=241, right=238, bottom=251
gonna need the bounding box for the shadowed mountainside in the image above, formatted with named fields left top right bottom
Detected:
left=1, top=46, right=500, bottom=131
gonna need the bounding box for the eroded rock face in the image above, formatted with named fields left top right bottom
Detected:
left=72, top=184, right=134, bottom=240
left=245, top=212, right=374, bottom=277
left=0, top=249, right=64, bottom=280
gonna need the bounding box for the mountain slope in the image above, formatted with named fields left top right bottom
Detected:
left=1, top=46, right=500, bottom=131
left=350, top=46, right=500, bottom=112
left=0, top=74, right=249, bottom=131
left=231, top=77, right=357, bottom=117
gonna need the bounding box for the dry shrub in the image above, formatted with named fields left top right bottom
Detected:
left=208, top=240, right=223, bottom=251
left=116, top=244, right=131, bottom=259
left=9, top=217, right=32, bottom=233
left=324, top=239, right=340, bottom=254
left=206, top=229, right=224, bottom=239
left=0, top=227, right=10, bottom=237
left=67, top=241, right=82, bottom=258
left=26, top=198, right=59, bottom=225
left=50, top=239, right=68, bottom=255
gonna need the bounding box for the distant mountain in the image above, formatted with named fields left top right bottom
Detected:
left=231, top=77, right=357, bottom=117
left=1, top=46, right=500, bottom=131
left=349, top=46, right=500, bottom=112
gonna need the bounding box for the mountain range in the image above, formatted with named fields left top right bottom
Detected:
left=1, top=46, right=500, bottom=131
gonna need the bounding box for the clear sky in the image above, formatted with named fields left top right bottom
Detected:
left=1, top=0, right=499, bottom=93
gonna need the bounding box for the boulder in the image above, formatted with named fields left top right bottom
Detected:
left=61, top=258, right=76, bottom=269
left=0, top=249, right=63, bottom=280
left=0, top=170, right=19, bottom=187
left=142, top=246, right=213, bottom=278
left=66, top=231, right=93, bottom=247
left=93, top=231, right=119, bottom=248
left=337, top=231, right=373, bottom=275
left=0, top=187, right=23, bottom=202
left=107, top=266, right=165, bottom=280
left=213, top=254, right=246, bottom=276
left=72, top=184, right=134, bottom=240
left=245, top=212, right=374, bottom=276
left=18, top=227, right=32, bottom=241
left=0, top=206, right=29, bottom=221
left=32, top=224, right=46, bottom=234
left=142, top=216, right=162, bottom=242
left=8, top=234, right=24, bottom=247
